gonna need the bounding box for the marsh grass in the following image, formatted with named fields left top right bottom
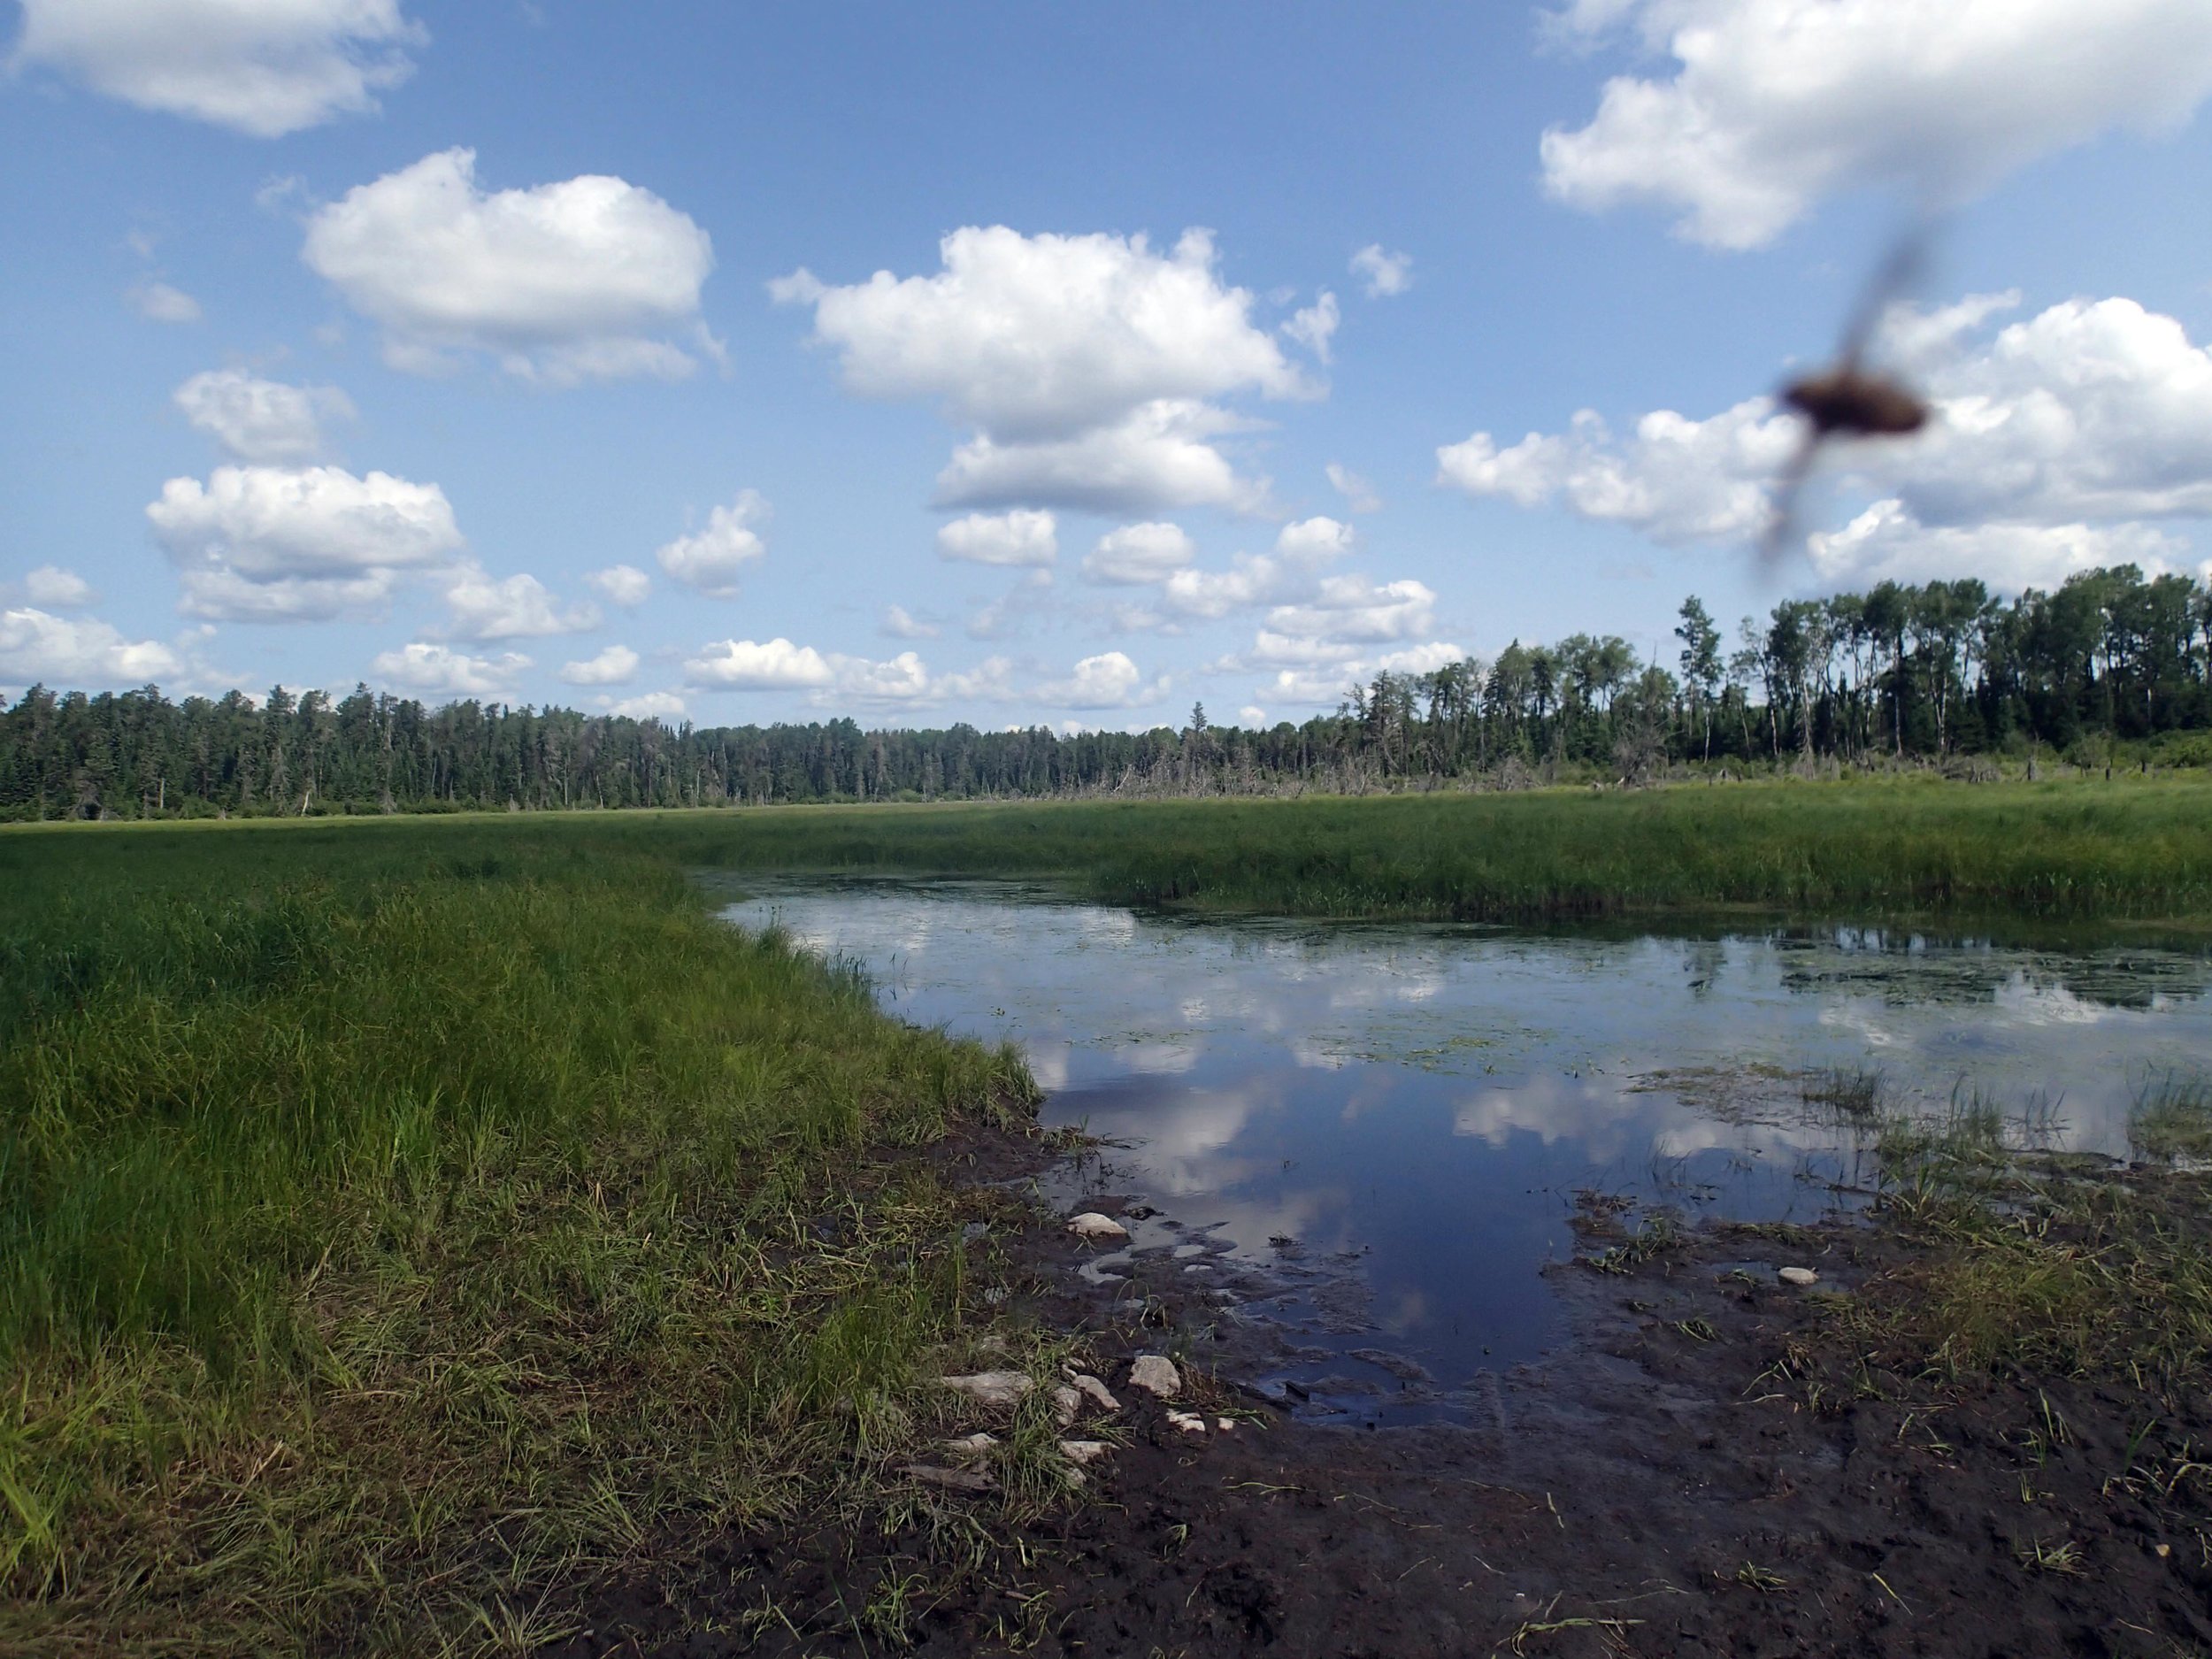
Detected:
left=0, top=833, right=1049, bottom=1654
left=12, top=774, right=2209, bottom=939
left=1802, top=1064, right=1890, bottom=1126
left=1816, top=1103, right=2212, bottom=1393
left=2129, top=1072, right=2212, bottom=1165
left=675, top=777, right=2212, bottom=927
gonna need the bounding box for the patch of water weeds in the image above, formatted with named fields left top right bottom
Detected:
left=2130, top=1070, right=2212, bottom=1168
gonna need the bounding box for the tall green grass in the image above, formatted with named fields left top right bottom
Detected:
left=0, top=835, right=1035, bottom=1653
left=17, top=773, right=2206, bottom=932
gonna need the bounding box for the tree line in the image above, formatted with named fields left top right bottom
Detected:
left=5, top=563, right=2209, bottom=820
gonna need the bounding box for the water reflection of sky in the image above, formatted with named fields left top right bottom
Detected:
left=719, top=878, right=2212, bottom=1395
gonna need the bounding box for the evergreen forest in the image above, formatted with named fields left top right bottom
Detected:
left=7, top=565, right=2211, bottom=819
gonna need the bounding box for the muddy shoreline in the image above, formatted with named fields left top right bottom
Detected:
left=560, top=1126, right=2212, bottom=1658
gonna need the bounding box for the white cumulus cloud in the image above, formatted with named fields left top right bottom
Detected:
left=881, top=604, right=939, bottom=639
left=1264, top=574, right=1437, bottom=647
left=1350, top=245, right=1412, bottom=297
left=1273, top=515, right=1356, bottom=563
left=776, top=226, right=1312, bottom=513
left=1439, top=290, right=2212, bottom=589
left=937, top=509, right=1057, bottom=566
left=1809, top=503, right=2187, bottom=591
left=303, top=149, right=717, bottom=382
left=440, top=565, right=597, bottom=641
left=1868, top=296, right=2212, bottom=528
left=12, top=0, right=424, bottom=137
left=173, top=369, right=352, bottom=463
left=833, top=650, right=933, bottom=704
left=683, top=636, right=834, bottom=689
left=0, top=607, right=184, bottom=688
left=1542, top=0, right=2212, bottom=249
left=776, top=226, right=1310, bottom=438
left=1438, top=401, right=1796, bottom=543
left=1083, top=521, right=1195, bottom=585
left=561, top=644, right=640, bottom=687
left=370, top=641, right=528, bottom=697
left=1154, top=516, right=1358, bottom=622
left=1249, top=639, right=1465, bottom=710
left=1282, top=291, right=1340, bottom=365
left=934, top=398, right=1265, bottom=514
left=21, top=566, right=96, bottom=609
left=656, top=492, right=767, bottom=598
left=1037, top=650, right=1169, bottom=710
left=147, top=463, right=462, bottom=622
left=587, top=564, right=651, bottom=607
left=680, top=634, right=970, bottom=705
left=604, top=689, right=686, bottom=720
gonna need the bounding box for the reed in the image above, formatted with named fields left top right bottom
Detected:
left=21, top=772, right=2207, bottom=930
left=0, top=833, right=1041, bottom=1653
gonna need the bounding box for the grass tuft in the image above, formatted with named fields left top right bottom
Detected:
left=2129, top=1072, right=2212, bottom=1166
left=0, top=832, right=1041, bottom=1654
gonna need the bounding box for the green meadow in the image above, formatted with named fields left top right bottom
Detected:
left=4, top=776, right=2210, bottom=1652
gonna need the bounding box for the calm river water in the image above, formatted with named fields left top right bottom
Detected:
left=720, top=877, right=2212, bottom=1409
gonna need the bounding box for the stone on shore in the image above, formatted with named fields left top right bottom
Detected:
left=938, top=1371, right=1033, bottom=1408
left=1128, top=1354, right=1181, bottom=1398
left=1778, top=1266, right=1820, bottom=1287
left=1068, top=1211, right=1129, bottom=1240
left=1068, top=1371, right=1120, bottom=1413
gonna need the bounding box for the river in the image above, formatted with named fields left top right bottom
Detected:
left=720, top=876, right=2211, bottom=1416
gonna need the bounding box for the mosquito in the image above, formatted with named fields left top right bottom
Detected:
left=1761, top=234, right=1933, bottom=565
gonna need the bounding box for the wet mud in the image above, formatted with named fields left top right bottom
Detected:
left=561, top=1137, right=2212, bottom=1658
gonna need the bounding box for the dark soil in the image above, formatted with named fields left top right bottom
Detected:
left=557, top=1134, right=2212, bottom=1659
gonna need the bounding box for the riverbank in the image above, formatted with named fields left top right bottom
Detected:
left=0, top=833, right=1046, bottom=1655
left=558, top=1118, right=2212, bottom=1658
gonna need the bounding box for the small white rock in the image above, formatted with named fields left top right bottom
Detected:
left=1778, top=1266, right=1820, bottom=1287
left=938, top=1371, right=1033, bottom=1409
left=1068, top=1371, right=1120, bottom=1413
left=1165, top=1409, right=1208, bottom=1434
left=1217, top=1417, right=1235, bottom=1432
left=1128, top=1354, right=1181, bottom=1399
left=1068, top=1212, right=1129, bottom=1240
left=943, top=1432, right=998, bottom=1459
left=1053, top=1385, right=1081, bottom=1427
left=1059, top=1439, right=1112, bottom=1465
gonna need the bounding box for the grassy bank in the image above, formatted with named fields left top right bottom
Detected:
left=12, top=772, right=2210, bottom=930
left=0, top=831, right=1043, bottom=1655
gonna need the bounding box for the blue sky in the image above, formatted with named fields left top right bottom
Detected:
left=4, top=1, right=2211, bottom=727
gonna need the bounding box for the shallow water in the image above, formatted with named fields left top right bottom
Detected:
left=720, top=877, right=2212, bottom=1415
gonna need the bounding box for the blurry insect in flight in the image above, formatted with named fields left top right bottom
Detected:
left=1760, top=234, right=1933, bottom=565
